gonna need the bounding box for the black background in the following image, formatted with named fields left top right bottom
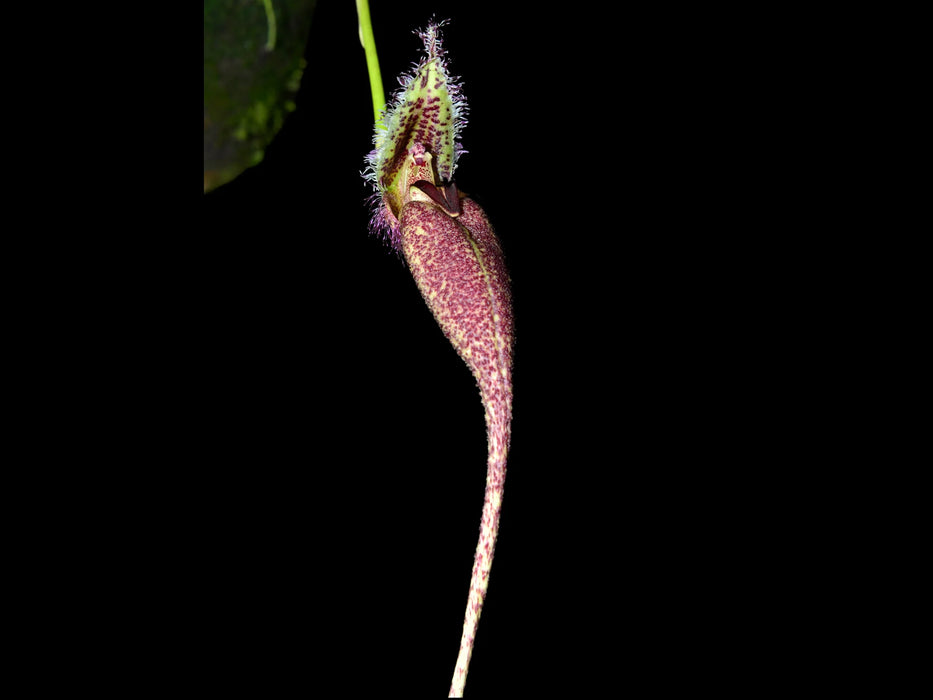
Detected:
left=199, top=1, right=804, bottom=694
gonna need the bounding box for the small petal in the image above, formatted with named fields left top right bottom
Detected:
left=363, top=22, right=467, bottom=246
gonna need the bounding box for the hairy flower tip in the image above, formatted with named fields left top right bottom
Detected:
left=363, top=20, right=468, bottom=249
left=366, top=190, right=402, bottom=252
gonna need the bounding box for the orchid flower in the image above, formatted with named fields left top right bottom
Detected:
left=357, top=7, right=514, bottom=696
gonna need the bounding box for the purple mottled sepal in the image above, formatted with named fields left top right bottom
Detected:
left=399, top=196, right=513, bottom=698
left=399, top=199, right=513, bottom=401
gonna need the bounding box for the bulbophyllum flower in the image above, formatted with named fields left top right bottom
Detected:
left=363, top=22, right=514, bottom=698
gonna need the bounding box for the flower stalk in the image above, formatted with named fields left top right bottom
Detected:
left=355, top=0, right=386, bottom=125
left=261, top=0, right=276, bottom=51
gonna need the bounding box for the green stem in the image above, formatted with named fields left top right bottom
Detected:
left=355, top=0, right=386, bottom=126
left=261, top=0, right=276, bottom=51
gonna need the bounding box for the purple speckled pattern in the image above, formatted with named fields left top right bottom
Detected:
left=400, top=197, right=513, bottom=697
left=400, top=199, right=513, bottom=400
